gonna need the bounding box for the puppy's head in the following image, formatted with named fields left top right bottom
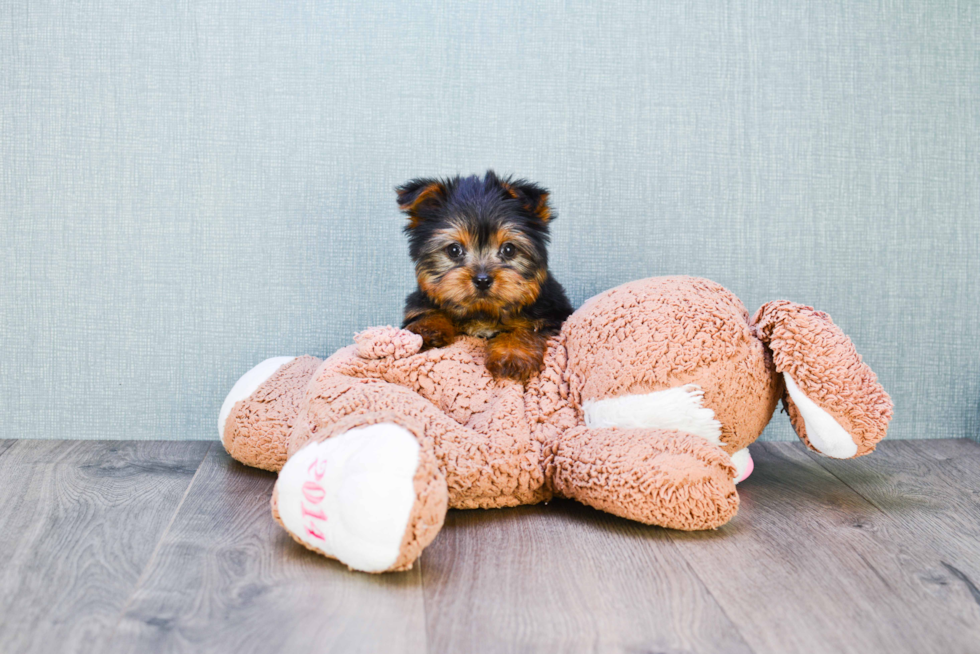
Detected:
left=397, top=170, right=554, bottom=317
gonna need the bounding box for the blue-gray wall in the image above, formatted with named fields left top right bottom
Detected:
left=2, top=1, right=978, bottom=442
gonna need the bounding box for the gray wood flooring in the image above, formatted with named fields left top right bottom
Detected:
left=0, top=439, right=978, bottom=654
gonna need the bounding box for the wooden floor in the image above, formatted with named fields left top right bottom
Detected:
left=0, top=440, right=979, bottom=654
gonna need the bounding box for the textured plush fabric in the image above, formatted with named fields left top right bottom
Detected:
left=224, top=276, right=892, bottom=570
left=2, top=1, right=977, bottom=442
left=563, top=277, right=780, bottom=454
left=753, top=301, right=894, bottom=456
left=270, top=410, right=448, bottom=573
left=549, top=426, right=739, bottom=530
left=223, top=355, right=322, bottom=472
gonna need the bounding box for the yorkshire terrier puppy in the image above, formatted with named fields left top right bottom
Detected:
left=397, top=171, right=573, bottom=382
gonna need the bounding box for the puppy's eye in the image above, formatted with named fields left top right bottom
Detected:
left=446, top=243, right=464, bottom=260
left=500, top=243, right=517, bottom=259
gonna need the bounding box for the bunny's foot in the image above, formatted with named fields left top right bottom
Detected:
left=272, top=415, right=447, bottom=573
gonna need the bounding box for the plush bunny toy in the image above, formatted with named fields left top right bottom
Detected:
left=219, top=276, right=892, bottom=573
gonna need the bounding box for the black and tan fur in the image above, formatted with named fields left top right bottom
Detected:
left=398, top=171, right=573, bottom=382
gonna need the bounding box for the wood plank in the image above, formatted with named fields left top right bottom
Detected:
left=0, top=439, right=16, bottom=459
left=109, top=447, right=428, bottom=654
left=421, top=500, right=754, bottom=654
left=0, top=440, right=210, bottom=654
left=804, top=439, right=980, bottom=603
left=666, top=441, right=980, bottom=654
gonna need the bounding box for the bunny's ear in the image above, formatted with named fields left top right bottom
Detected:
left=500, top=176, right=553, bottom=224
left=396, top=178, right=447, bottom=228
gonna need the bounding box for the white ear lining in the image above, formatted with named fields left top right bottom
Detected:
left=783, top=373, right=858, bottom=459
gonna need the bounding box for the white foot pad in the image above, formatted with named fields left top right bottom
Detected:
left=218, top=356, right=296, bottom=441
left=783, top=373, right=858, bottom=459
left=276, top=423, right=420, bottom=572
left=731, top=448, right=754, bottom=484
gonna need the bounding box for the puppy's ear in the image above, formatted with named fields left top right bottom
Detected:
left=501, top=177, right=553, bottom=224
left=396, top=178, right=446, bottom=228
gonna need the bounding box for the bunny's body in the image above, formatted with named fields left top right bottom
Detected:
left=221, top=276, right=892, bottom=573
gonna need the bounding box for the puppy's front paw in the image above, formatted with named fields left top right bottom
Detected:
left=486, top=331, right=546, bottom=383
left=404, top=313, right=457, bottom=350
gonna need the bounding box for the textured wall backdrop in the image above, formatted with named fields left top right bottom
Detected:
left=1, top=1, right=978, bottom=442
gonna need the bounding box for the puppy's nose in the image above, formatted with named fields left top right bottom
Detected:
left=473, top=274, right=493, bottom=291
